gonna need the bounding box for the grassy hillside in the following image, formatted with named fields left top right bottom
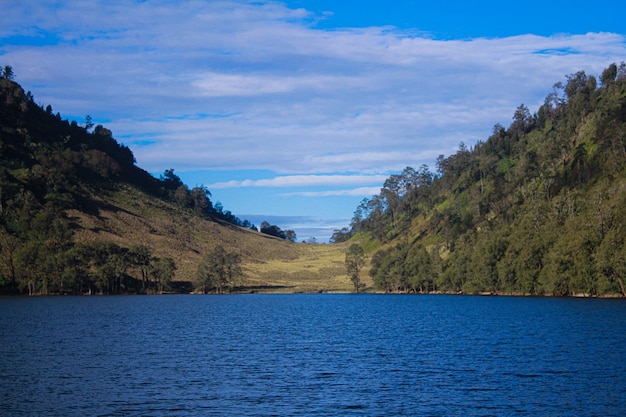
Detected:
left=70, top=183, right=360, bottom=293
left=0, top=76, right=361, bottom=295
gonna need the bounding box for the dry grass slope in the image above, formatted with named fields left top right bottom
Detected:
left=68, top=184, right=370, bottom=293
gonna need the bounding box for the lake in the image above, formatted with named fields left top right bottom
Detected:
left=1, top=294, right=625, bottom=416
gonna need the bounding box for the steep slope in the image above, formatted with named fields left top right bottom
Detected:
left=352, top=63, right=626, bottom=296
left=0, top=77, right=353, bottom=294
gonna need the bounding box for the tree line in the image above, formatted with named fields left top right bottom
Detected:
left=157, top=168, right=260, bottom=230
left=350, top=63, right=626, bottom=296
left=260, top=221, right=297, bottom=242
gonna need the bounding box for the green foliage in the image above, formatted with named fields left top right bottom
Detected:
left=359, top=63, right=626, bottom=296
left=194, top=245, right=242, bottom=294
left=1, top=65, right=14, bottom=80
left=369, top=241, right=442, bottom=293
left=345, top=244, right=366, bottom=292
left=152, top=257, right=177, bottom=294
left=159, top=169, right=256, bottom=229
left=330, top=227, right=352, bottom=243
left=260, top=220, right=296, bottom=241
left=0, top=77, right=186, bottom=294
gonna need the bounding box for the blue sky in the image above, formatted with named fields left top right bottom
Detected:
left=2, top=1, right=625, bottom=241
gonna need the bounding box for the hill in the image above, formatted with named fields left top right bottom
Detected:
left=0, top=76, right=355, bottom=295
left=346, top=63, right=626, bottom=297
left=5, top=63, right=626, bottom=298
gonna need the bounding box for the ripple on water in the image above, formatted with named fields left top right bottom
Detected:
left=1, top=294, right=625, bottom=416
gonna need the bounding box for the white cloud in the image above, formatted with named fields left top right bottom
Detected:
left=3, top=1, right=624, bottom=240
left=208, top=174, right=389, bottom=189
left=2, top=1, right=625, bottom=178
left=192, top=72, right=361, bottom=97
left=282, top=187, right=382, bottom=197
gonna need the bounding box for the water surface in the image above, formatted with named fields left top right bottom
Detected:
left=1, top=294, right=625, bottom=416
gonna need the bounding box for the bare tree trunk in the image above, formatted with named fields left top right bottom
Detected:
left=616, top=273, right=626, bottom=298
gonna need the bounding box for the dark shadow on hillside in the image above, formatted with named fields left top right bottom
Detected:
left=232, top=285, right=296, bottom=293
left=168, top=281, right=194, bottom=293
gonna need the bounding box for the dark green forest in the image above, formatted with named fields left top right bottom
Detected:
left=339, top=63, right=626, bottom=296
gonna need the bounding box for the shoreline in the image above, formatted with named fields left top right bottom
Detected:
left=3, top=288, right=625, bottom=298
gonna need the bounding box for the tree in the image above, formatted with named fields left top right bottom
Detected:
left=129, top=244, right=152, bottom=290
left=1, top=65, right=14, bottom=80
left=284, top=229, right=297, bottom=242
left=174, top=185, right=191, bottom=207
left=152, top=257, right=176, bottom=294
left=330, top=227, right=352, bottom=243
left=345, top=244, right=366, bottom=293
left=511, top=104, right=532, bottom=133
left=195, top=246, right=241, bottom=294
left=435, top=154, right=447, bottom=177
left=618, top=62, right=626, bottom=81
left=85, top=115, right=94, bottom=132
left=350, top=198, right=370, bottom=233
left=189, top=186, right=212, bottom=215
left=0, top=231, right=19, bottom=291
left=90, top=242, right=131, bottom=294
left=260, top=221, right=287, bottom=239
left=600, top=63, right=618, bottom=87
left=564, top=71, right=588, bottom=100
left=160, top=168, right=185, bottom=191
left=405, top=244, right=434, bottom=293
left=369, top=246, right=405, bottom=293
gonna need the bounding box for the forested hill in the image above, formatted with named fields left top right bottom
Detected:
left=346, top=63, right=626, bottom=297
left=4, top=63, right=626, bottom=297
left=0, top=75, right=320, bottom=295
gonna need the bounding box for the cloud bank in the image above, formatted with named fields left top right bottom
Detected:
left=2, top=0, right=625, bottom=240
left=2, top=1, right=624, bottom=177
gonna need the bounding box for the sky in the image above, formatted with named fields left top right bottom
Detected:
left=2, top=0, right=625, bottom=241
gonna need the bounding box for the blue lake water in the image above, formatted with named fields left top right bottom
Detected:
left=1, top=294, right=625, bottom=416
